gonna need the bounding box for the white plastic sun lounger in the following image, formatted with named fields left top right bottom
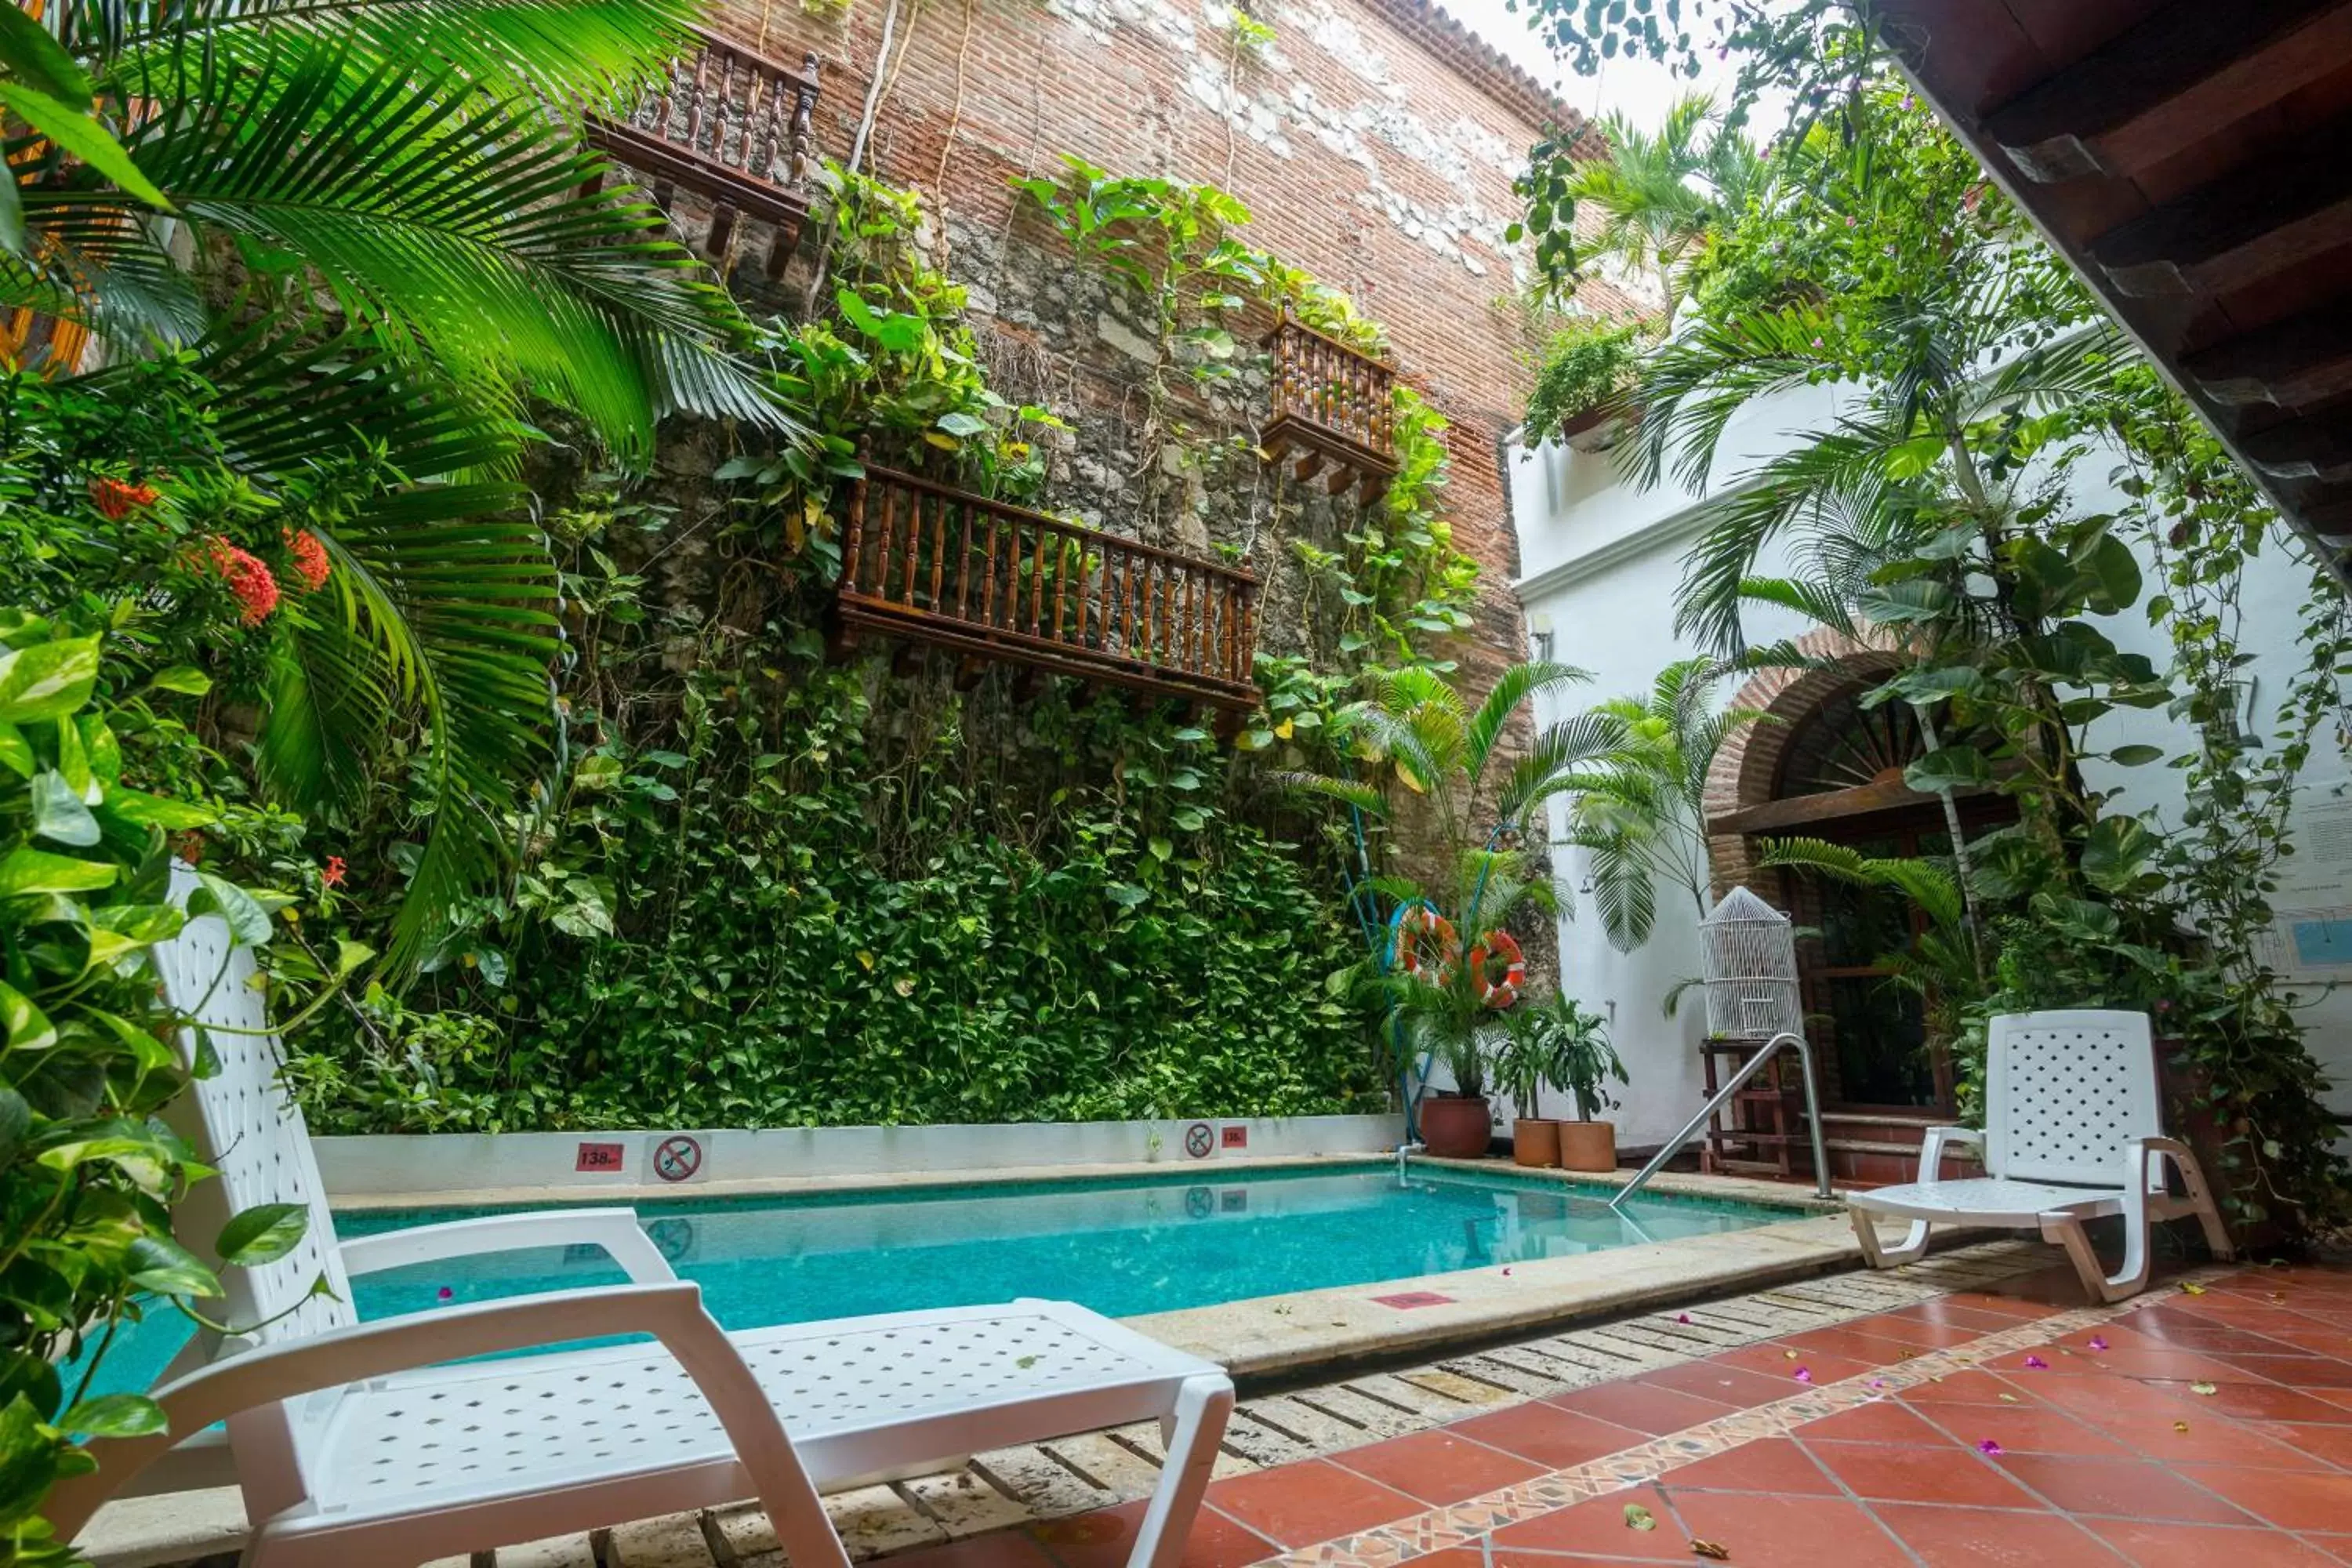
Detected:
left=53, top=877, right=1233, bottom=1568
left=1846, top=1009, right=2234, bottom=1303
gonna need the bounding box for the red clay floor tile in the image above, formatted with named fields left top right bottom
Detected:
left=2078, top=1518, right=2347, bottom=1567
left=1490, top=1483, right=1689, bottom=1560
left=1901, top=1368, right=2041, bottom=1406
left=1923, top=1399, right=2138, bottom=1457
left=1030, top=1501, right=1277, bottom=1568
left=1635, top=1358, right=1802, bottom=1410
left=1868, top=1501, right=2117, bottom=1566
left=2249, top=1420, right=2352, bottom=1469
left=1798, top=1399, right=1956, bottom=1444
left=2102, top=1410, right=2330, bottom=1471
left=1993, top=1453, right=2256, bottom=1525
left=1655, top=1436, right=1839, bottom=1496
left=2143, top=1381, right=2352, bottom=1426
left=2176, top=1465, right=2352, bottom=1535
left=1805, top=1438, right=2045, bottom=1509
left=1443, top=1401, right=1650, bottom=1470
left=1773, top=1325, right=1933, bottom=1368
left=1708, top=1341, right=1878, bottom=1386
left=1544, top=1380, right=1738, bottom=1437
left=1668, top=1490, right=1914, bottom=1567
left=1325, top=1428, right=1544, bottom=1506
left=1206, top=1459, right=1423, bottom=1548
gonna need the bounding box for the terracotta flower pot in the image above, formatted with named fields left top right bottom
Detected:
left=1556, top=1120, right=1617, bottom=1173
left=1513, top=1118, right=1561, bottom=1167
left=1421, top=1095, right=1494, bottom=1159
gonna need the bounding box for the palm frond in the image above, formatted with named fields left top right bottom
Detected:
left=1465, top=658, right=1591, bottom=787
left=289, top=480, right=561, bottom=969
left=33, top=30, right=800, bottom=461
left=1272, top=771, right=1387, bottom=818
left=66, top=0, right=698, bottom=110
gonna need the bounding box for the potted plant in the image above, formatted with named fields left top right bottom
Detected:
left=1392, top=960, right=1506, bottom=1159
left=1511, top=991, right=1626, bottom=1171
left=1523, top=318, right=1643, bottom=450
left=1494, top=1014, right=1561, bottom=1167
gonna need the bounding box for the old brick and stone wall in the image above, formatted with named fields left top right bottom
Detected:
left=697, top=0, right=1631, bottom=727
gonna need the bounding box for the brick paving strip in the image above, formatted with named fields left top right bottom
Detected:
left=1251, top=1264, right=2238, bottom=1568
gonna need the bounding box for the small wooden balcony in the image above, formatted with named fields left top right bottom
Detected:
left=837, top=466, right=1261, bottom=717
left=1260, top=316, right=1399, bottom=503
left=585, top=27, right=820, bottom=276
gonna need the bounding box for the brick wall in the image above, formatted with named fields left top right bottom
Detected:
left=703, top=0, right=1632, bottom=721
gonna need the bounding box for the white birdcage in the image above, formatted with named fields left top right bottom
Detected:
left=1700, top=886, right=1802, bottom=1043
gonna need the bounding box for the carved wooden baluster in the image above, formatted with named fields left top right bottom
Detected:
left=900, top=488, right=924, bottom=605
left=844, top=475, right=868, bottom=593
left=788, top=54, right=820, bottom=185
left=1027, top=520, right=1049, bottom=636
left=927, top=488, right=949, bottom=610
left=979, top=504, right=1002, bottom=626
left=744, top=55, right=775, bottom=179
left=1049, top=525, right=1073, bottom=644
left=953, top=493, right=976, bottom=619
left=1154, top=561, right=1174, bottom=666
left=871, top=482, right=895, bottom=601
left=1220, top=577, right=1236, bottom=682
left=1117, top=547, right=1136, bottom=659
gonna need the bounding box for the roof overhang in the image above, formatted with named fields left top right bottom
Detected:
left=1873, top=0, right=2352, bottom=591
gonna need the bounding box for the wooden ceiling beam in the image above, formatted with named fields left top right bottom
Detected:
left=2183, top=304, right=2352, bottom=408
left=1987, top=0, right=2352, bottom=183
left=2235, top=411, right=2352, bottom=483
left=2296, top=490, right=2352, bottom=538
left=2091, top=132, right=2352, bottom=297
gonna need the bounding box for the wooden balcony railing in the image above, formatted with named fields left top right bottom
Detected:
left=837, top=466, right=1261, bottom=714
left=1261, top=315, right=1399, bottom=503
left=585, top=27, right=820, bottom=274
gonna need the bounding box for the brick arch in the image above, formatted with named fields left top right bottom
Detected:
left=1700, top=626, right=1904, bottom=900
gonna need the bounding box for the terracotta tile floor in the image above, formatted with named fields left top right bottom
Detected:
left=953, top=1254, right=2352, bottom=1568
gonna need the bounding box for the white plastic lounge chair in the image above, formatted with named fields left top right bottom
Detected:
left=1846, top=1009, right=2234, bottom=1304
left=52, top=878, right=1234, bottom=1568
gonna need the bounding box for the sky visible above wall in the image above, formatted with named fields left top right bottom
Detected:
left=1435, top=0, right=1740, bottom=128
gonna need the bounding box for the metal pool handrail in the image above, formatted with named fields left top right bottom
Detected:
left=1609, top=1031, right=1832, bottom=1208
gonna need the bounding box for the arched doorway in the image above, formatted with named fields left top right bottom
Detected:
left=1704, top=637, right=2012, bottom=1121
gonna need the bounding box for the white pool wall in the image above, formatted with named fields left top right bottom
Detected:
left=316, top=1112, right=1409, bottom=1201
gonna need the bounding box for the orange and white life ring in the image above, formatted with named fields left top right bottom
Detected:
left=1392, top=904, right=1460, bottom=984
left=1466, top=930, right=1525, bottom=1009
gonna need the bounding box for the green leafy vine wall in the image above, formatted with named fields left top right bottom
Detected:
left=281, top=162, right=1480, bottom=1133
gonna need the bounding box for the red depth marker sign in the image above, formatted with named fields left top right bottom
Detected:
left=575, top=1142, right=625, bottom=1173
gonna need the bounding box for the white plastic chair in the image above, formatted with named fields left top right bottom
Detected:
left=52, top=876, right=1234, bottom=1568
left=1846, top=1009, right=2234, bottom=1303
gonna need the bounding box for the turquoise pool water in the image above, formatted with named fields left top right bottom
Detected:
left=78, top=1163, right=1797, bottom=1398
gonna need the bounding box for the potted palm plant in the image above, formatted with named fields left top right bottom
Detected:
left=1388, top=942, right=1508, bottom=1159
left=1510, top=991, right=1626, bottom=1171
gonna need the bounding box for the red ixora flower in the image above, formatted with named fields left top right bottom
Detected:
left=322, top=855, right=347, bottom=888
left=89, top=477, right=161, bottom=521
left=284, top=528, right=332, bottom=593
left=206, top=538, right=281, bottom=626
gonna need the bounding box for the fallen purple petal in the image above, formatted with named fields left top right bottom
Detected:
left=2087, top=1336, right=2109, bottom=1352
left=437, top=1287, right=454, bottom=1301
left=2023, top=1355, right=2049, bottom=1369
left=1977, top=1439, right=2002, bottom=1456
left=1793, top=1367, right=1813, bottom=1383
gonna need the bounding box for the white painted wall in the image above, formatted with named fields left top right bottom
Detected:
left=1507, top=388, right=2352, bottom=1149
left=317, top=1112, right=1407, bottom=1199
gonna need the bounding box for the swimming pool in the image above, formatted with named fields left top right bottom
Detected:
left=81, top=1162, right=1799, bottom=1398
